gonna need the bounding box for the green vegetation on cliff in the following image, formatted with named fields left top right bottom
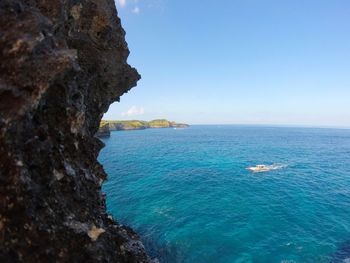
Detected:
left=98, top=119, right=189, bottom=134
left=148, top=119, right=172, bottom=128
left=100, top=120, right=149, bottom=130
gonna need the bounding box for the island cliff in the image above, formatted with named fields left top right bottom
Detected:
left=96, top=123, right=112, bottom=138
left=97, top=119, right=189, bottom=136
left=0, top=0, right=154, bottom=262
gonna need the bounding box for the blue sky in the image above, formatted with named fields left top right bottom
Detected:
left=103, top=0, right=350, bottom=127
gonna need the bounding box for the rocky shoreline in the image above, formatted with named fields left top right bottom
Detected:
left=0, top=0, right=155, bottom=262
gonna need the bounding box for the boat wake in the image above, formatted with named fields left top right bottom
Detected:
left=246, top=164, right=287, bottom=173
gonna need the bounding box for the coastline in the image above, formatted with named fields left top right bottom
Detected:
left=96, top=119, right=189, bottom=137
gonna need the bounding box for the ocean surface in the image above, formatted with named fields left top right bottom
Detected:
left=98, top=125, right=350, bottom=263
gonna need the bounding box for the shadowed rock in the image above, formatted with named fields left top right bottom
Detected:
left=0, top=0, right=154, bottom=262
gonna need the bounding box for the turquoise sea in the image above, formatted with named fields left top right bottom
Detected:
left=99, top=126, right=350, bottom=263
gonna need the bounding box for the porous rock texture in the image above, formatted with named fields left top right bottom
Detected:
left=0, top=0, right=153, bottom=262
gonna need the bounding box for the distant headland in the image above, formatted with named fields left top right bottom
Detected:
left=96, top=119, right=189, bottom=138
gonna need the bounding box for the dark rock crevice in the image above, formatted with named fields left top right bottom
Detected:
left=0, top=0, right=152, bottom=262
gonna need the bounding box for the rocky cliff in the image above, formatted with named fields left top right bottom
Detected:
left=96, top=123, right=111, bottom=138
left=0, top=0, right=153, bottom=262
left=97, top=120, right=189, bottom=134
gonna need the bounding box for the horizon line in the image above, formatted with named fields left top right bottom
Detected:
left=188, top=123, right=350, bottom=129
left=101, top=119, right=350, bottom=130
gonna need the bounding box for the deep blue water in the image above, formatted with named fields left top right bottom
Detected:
left=99, top=126, right=350, bottom=263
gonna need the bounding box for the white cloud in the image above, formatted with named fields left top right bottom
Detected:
left=132, top=6, right=140, bottom=14
left=116, top=0, right=142, bottom=13
left=121, top=106, right=145, bottom=117
left=117, top=0, right=126, bottom=7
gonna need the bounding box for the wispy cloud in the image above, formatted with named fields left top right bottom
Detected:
left=117, top=0, right=126, bottom=7
left=116, top=0, right=142, bottom=14
left=132, top=6, right=140, bottom=14
left=121, top=106, right=145, bottom=117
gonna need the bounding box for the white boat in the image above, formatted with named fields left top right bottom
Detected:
left=247, top=164, right=272, bottom=173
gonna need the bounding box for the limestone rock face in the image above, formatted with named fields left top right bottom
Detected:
left=0, top=0, right=153, bottom=262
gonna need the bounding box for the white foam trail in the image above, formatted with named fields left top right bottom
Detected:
left=246, top=163, right=287, bottom=173
left=268, top=164, right=287, bottom=170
